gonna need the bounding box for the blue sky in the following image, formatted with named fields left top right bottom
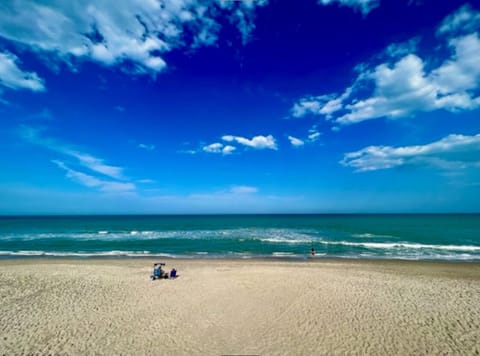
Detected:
left=0, top=0, right=479, bottom=214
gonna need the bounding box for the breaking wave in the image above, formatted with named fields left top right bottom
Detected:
left=319, top=240, right=480, bottom=252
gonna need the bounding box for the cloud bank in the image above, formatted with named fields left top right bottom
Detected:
left=0, top=52, right=45, bottom=92
left=52, top=160, right=135, bottom=193
left=318, top=0, right=380, bottom=15
left=222, top=134, right=278, bottom=150
left=287, top=126, right=322, bottom=147
left=292, top=4, right=480, bottom=125
left=342, top=133, right=480, bottom=172
left=202, top=142, right=236, bottom=155
left=0, top=0, right=267, bottom=76
left=288, top=136, right=305, bottom=147
left=18, top=125, right=137, bottom=192
left=200, top=134, right=278, bottom=154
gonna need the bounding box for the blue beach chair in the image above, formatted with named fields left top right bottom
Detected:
left=151, top=262, right=166, bottom=280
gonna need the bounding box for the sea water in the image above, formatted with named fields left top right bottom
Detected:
left=0, top=214, right=479, bottom=261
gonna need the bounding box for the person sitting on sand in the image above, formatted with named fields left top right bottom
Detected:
left=151, top=264, right=161, bottom=280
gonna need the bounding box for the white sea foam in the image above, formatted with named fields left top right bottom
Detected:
left=0, top=250, right=177, bottom=258
left=0, top=227, right=319, bottom=242
left=0, top=249, right=478, bottom=261
left=259, top=237, right=312, bottom=244
left=352, top=233, right=375, bottom=238
left=320, top=240, right=480, bottom=252
left=272, top=252, right=295, bottom=256
left=352, top=233, right=393, bottom=238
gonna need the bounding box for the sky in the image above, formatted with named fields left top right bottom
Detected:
left=0, top=0, right=479, bottom=214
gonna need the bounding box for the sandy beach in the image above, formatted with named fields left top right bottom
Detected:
left=1, top=259, right=479, bottom=355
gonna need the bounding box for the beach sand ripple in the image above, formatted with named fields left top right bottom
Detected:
left=0, top=259, right=479, bottom=355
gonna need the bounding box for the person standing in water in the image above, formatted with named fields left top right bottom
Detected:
left=310, top=247, right=315, bottom=257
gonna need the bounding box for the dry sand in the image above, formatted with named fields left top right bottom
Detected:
left=0, top=259, right=479, bottom=355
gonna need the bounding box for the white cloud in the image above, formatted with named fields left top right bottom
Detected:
left=224, top=0, right=269, bottom=44
left=203, top=142, right=222, bottom=153
left=52, top=160, right=136, bottom=193
left=431, top=34, right=480, bottom=96
left=22, top=126, right=139, bottom=193
left=229, top=185, right=258, bottom=194
left=384, top=38, right=419, bottom=58
left=291, top=5, right=480, bottom=125
left=437, top=3, right=480, bottom=36
left=19, top=125, right=127, bottom=181
left=222, top=145, right=236, bottom=155
left=0, top=52, right=45, bottom=92
left=291, top=95, right=328, bottom=118
left=138, top=143, right=155, bottom=151
left=0, top=0, right=267, bottom=75
left=318, top=0, right=380, bottom=15
left=65, top=150, right=125, bottom=180
left=200, top=134, right=277, bottom=154
left=222, top=134, right=278, bottom=150
left=202, top=142, right=236, bottom=155
left=287, top=127, right=321, bottom=147
left=291, top=88, right=352, bottom=119
left=52, top=160, right=100, bottom=187
left=288, top=136, right=305, bottom=147
left=341, top=133, right=480, bottom=172
left=308, top=130, right=321, bottom=142
left=338, top=34, right=480, bottom=125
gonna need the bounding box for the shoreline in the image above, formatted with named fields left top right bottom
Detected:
left=2, top=256, right=480, bottom=279
left=2, top=254, right=480, bottom=263
left=1, top=253, right=480, bottom=262
left=3, top=256, right=480, bottom=266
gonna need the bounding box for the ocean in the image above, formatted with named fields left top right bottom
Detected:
left=0, top=214, right=479, bottom=261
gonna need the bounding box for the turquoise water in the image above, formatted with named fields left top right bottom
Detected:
left=0, top=214, right=479, bottom=260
